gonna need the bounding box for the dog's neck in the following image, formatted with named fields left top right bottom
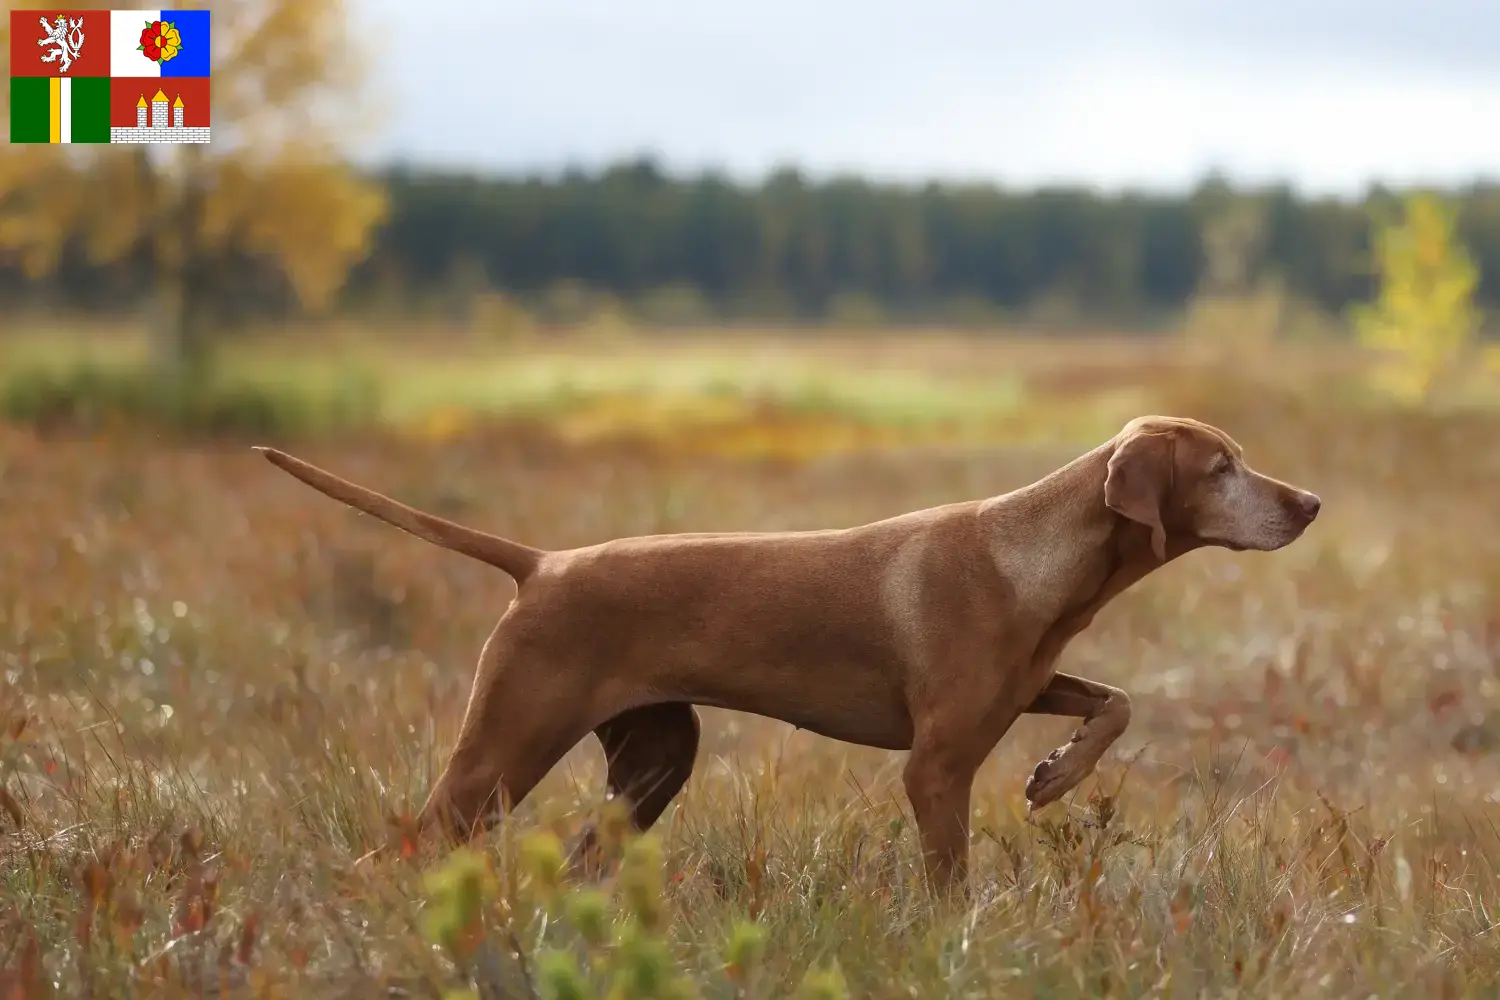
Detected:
left=976, top=441, right=1167, bottom=628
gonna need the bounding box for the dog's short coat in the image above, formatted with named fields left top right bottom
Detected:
left=256, top=415, right=1319, bottom=892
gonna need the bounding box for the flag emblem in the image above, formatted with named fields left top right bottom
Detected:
left=37, top=13, right=85, bottom=72
left=9, top=9, right=210, bottom=144
left=137, top=18, right=180, bottom=63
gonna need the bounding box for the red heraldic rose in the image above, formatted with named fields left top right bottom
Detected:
left=139, top=22, right=162, bottom=60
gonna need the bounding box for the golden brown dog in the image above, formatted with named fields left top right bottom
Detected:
left=255, top=415, right=1319, bottom=892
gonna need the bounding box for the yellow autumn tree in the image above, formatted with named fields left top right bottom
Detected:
left=0, top=0, right=388, bottom=370
left=1349, top=192, right=1483, bottom=405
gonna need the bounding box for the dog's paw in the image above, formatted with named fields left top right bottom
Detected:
left=1024, top=745, right=1082, bottom=810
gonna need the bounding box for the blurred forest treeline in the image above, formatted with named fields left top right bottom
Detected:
left=10, top=156, right=1500, bottom=334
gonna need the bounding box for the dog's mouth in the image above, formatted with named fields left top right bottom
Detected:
left=1201, top=530, right=1298, bottom=553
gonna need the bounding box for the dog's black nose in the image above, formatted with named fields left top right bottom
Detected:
left=1298, top=492, right=1321, bottom=520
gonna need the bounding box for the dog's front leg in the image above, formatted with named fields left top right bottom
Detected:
left=903, top=729, right=986, bottom=896
left=1021, top=672, right=1132, bottom=811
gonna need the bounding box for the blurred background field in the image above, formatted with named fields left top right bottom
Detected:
left=6, top=1, right=1500, bottom=998
left=6, top=326, right=1500, bottom=999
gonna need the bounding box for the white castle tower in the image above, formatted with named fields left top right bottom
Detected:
left=112, top=88, right=209, bottom=143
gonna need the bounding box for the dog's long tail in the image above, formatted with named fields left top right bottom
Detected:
left=254, top=447, right=543, bottom=583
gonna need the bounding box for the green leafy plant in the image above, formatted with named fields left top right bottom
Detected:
left=419, top=825, right=785, bottom=1000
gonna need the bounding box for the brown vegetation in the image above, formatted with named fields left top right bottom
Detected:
left=1, top=337, right=1499, bottom=997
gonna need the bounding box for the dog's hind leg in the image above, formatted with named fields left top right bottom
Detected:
left=570, top=702, right=701, bottom=875
left=416, top=625, right=594, bottom=841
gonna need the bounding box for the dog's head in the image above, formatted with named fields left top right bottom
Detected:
left=1103, top=415, right=1319, bottom=561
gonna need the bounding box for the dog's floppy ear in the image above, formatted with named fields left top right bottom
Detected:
left=1105, top=429, right=1175, bottom=562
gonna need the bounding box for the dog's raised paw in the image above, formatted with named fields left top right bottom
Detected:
left=1024, top=748, right=1078, bottom=809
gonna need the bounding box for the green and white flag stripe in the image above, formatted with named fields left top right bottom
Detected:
left=9, top=75, right=110, bottom=143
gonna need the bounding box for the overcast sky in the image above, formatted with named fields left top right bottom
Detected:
left=352, top=0, right=1500, bottom=195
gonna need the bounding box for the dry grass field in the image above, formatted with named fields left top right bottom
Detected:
left=2, top=330, right=1500, bottom=998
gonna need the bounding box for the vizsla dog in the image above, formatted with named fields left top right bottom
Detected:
left=255, top=415, right=1319, bottom=892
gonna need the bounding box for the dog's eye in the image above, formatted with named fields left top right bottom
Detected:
left=1212, top=457, right=1233, bottom=476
